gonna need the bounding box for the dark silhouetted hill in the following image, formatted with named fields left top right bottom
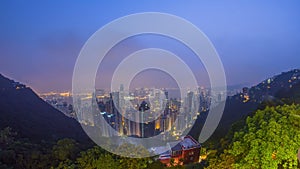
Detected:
left=0, top=74, right=89, bottom=142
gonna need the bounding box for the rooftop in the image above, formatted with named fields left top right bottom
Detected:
left=157, top=135, right=201, bottom=160
left=181, top=136, right=199, bottom=150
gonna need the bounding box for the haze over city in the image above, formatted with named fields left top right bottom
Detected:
left=1, top=1, right=300, bottom=93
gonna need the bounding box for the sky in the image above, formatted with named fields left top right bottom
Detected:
left=1, top=1, right=300, bottom=93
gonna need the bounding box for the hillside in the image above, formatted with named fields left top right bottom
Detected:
left=190, top=69, right=300, bottom=141
left=0, top=74, right=89, bottom=142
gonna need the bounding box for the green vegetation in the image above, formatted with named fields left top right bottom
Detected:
left=0, top=126, right=188, bottom=169
left=206, top=104, right=300, bottom=169
left=2, top=104, right=300, bottom=168
left=1, top=105, right=300, bottom=168
left=1, top=103, right=300, bottom=169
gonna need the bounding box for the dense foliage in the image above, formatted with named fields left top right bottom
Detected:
left=0, top=127, right=190, bottom=169
left=1, top=105, right=300, bottom=168
left=206, top=104, right=300, bottom=169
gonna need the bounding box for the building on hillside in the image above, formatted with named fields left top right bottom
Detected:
left=158, top=135, right=201, bottom=166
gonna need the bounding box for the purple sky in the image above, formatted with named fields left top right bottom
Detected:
left=1, top=1, right=300, bottom=93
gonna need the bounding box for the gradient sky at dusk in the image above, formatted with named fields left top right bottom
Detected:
left=1, top=1, right=300, bottom=93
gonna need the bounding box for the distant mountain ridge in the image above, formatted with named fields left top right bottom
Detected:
left=0, top=74, right=89, bottom=142
left=190, top=69, right=300, bottom=141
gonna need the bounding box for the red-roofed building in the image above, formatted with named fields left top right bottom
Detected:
left=158, top=135, right=201, bottom=166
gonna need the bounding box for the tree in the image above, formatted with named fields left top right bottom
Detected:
left=116, top=143, right=153, bottom=169
left=205, top=150, right=234, bottom=169
left=229, top=105, right=300, bottom=168
left=76, top=146, right=117, bottom=169
left=0, top=127, right=16, bottom=147
left=115, top=143, right=151, bottom=158
left=55, top=159, right=76, bottom=169
left=77, top=143, right=166, bottom=169
left=52, top=138, right=79, bottom=161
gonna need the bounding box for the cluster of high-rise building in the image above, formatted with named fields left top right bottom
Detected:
left=72, top=86, right=226, bottom=139
left=92, top=88, right=183, bottom=138
left=39, top=84, right=231, bottom=140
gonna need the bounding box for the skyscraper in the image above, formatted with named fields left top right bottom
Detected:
left=139, top=101, right=150, bottom=137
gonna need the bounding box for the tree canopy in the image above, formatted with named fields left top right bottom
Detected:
left=227, top=105, right=300, bottom=168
